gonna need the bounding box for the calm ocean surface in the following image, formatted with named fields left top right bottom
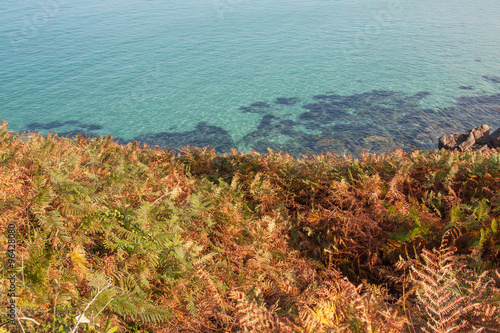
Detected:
left=1, top=0, right=500, bottom=155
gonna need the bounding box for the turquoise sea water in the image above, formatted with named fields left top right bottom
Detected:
left=1, top=0, right=500, bottom=155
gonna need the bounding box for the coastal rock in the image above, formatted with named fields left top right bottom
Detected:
left=488, top=128, right=500, bottom=148
left=459, top=132, right=477, bottom=151
left=438, top=133, right=467, bottom=150
left=471, top=124, right=490, bottom=143
left=438, top=124, right=497, bottom=151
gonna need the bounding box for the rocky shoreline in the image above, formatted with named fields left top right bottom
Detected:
left=439, top=124, right=500, bottom=152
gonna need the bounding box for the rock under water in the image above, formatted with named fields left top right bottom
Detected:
left=58, top=82, right=499, bottom=157
left=132, top=122, right=234, bottom=154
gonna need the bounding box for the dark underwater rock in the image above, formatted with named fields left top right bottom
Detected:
left=27, top=121, right=66, bottom=130
left=239, top=89, right=500, bottom=156
left=310, top=135, right=347, bottom=155
left=482, top=75, right=500, bottom=84
left=370, top=90, right=399, bottom=97
left=459, top=85, right=474, bottom=90
left=300, top=103, right=348, bottom=123
left=133, top=122, right=234, bottom=154
left=456, top=94, right=500, bottom=106
left=312, top=94, right=343, bottom=102
left=413, top=91, right=431, bottom=99
left=239, top=101, right=271, bottom=114
left=26, top=120, right=103, bottom=131
left=250, top=102, right=270, bottom=108
left=362, top=135, right=397, bottom=154
left=275, top=97, right=300, bottom=105
left=454, top=94, right=500, bottom=121
left=278, top=119, right=296, bottom=127
left=257, top=114, right=276, bottom=131
left=79, top=124, right=103, bottom=131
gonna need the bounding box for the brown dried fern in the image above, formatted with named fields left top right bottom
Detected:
left=409, top=241, right=500, bottom=333
left=230, top=291, right=293, bottom=333
left=410, top=246, right=471, bottom=332
left=297, top=277, right=407, bottom=333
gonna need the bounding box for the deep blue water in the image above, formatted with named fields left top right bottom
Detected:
left=1, top=0, right=500, bottom=155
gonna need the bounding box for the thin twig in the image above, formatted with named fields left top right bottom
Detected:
left=16, top=318, right=26, bottom=333
left=70, top=279, right=113, bottom=333
left=91, top=297, right=114, bottom=324
left=18, top=317, right=41, bottom=325
left=13, top=308, right=26, bottom=333
left=138, top=189, right=184, bottom=220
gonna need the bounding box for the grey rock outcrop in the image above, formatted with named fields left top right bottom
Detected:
left=438, top=124, right=500, bottom=152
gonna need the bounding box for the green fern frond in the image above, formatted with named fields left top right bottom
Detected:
left=111, top=294, right=171, bottom=324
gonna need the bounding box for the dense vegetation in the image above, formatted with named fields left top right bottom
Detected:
left=1, top=120, right=499, bottom=332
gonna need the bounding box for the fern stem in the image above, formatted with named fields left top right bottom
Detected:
left=52, top=292, right=58, bottom=333
left=21, top=257, right=25, bottom=287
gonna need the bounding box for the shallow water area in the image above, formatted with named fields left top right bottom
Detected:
left=1, top=0, right=500, bottom=156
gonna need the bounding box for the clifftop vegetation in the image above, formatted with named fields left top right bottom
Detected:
left=1, top=120, right=499, bottom=332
